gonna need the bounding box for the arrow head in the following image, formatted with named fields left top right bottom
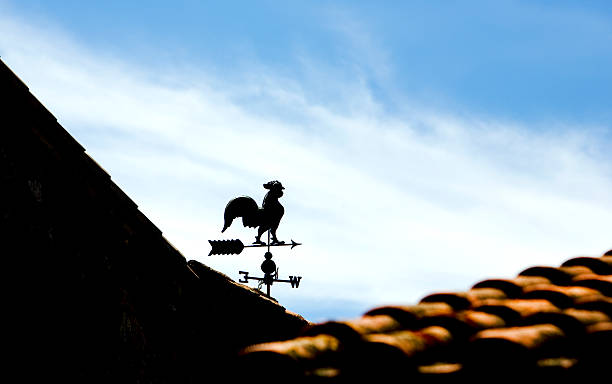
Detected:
left=290, top=239, right=302, bottom=249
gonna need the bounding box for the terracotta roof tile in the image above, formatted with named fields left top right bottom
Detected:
left=574, top=296, right=612, bottom=317
left=420, top=287, right=507, bottom=310
left=571, top=274, right=612, bottom=296
left=520, top=311, right=598, bottom=337
left=471, top=323, right=565, bottom=353
left=342, top=314, right=402, bottom=335
left=417, top=362, right=462, bottom=376
left=600, top=255, right=612, bottom=267
left=242, top=333, right=341, bottom=362
left=363, top=325, right=452, bottom=360
left=419, top=293, right=472, bottom=310
left=522, top=284, right=603, bottom=308
left=467, top=324, right=568, bottom=373
left=518, top=266, right=575, bottom=285
left=562, top=256, right=612, bottom=275
left=536, top=357, right=578, bottom=371
left=474, top=298, right=560, bottom=323
left=364, top=302, right=454, bottom=327
left=558, top=265, right=595, bottom=278
left=563, top=308, right=610, bottom=326
left=586, top=320, right=612, bottom=333
left=460, top=309, right=506, bottom=329
left=471, top=279, right=520, bottom=298
left=240, top=250, right=612, bottom=379
left=419, top=310, right=506, bottom=341
left=472, top=275, right=552, bottom=298
left=301, top=314, right=403, bottom=342
left=572, top=273, right=612, bottom=284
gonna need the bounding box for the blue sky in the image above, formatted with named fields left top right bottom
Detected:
left=1, top=1, right=611, bottom=322
left=10, top=1, right=612, bottom=122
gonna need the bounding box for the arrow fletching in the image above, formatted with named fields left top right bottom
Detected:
left=208, top=239, right=245, bottom=256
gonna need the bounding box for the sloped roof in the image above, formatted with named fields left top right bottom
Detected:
left=0, top=58, right=307, bottom=382
left=240, top=251, right=612, bottom=380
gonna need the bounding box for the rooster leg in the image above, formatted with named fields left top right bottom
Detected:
left=270, top=228, right=285, bottom=245
left=254, top=226, right=267, bottom=245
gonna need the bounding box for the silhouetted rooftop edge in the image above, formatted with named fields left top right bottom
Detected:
left=0, top=57, right=308, bottom=382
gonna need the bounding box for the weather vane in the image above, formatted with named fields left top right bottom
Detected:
left=208, top=180, right=302, bottom=298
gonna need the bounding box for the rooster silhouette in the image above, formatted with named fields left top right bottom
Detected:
left=221, top=180, right=285, bottom=245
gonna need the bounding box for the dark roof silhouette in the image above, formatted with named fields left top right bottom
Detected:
left=240, top=252, right=612, bottom=380
left=0, top=58, right=307, bottom=382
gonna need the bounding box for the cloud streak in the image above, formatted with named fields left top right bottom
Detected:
left=1, top=11, right=610, bottom=321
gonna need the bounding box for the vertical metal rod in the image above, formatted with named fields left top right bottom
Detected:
left=267, top=229, right=271, bottom=297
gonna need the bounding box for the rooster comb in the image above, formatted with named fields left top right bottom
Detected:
left=263, top=180, right=284, bottom=190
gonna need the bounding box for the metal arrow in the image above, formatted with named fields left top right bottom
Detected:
left=208, top=239, right=301, bottom=256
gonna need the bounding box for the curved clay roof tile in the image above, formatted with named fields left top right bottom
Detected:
left=518, top=266, right=574, bottom=285
left=571, top=275, right=612, bottom=296
left=420, top=288, right=506, bottom=310
left=561, top=256, right=612, bottom=275
left=363, top=302, right=454, bottom=328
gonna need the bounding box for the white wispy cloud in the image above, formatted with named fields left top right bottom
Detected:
left=1, top=11, right=610, bottom=321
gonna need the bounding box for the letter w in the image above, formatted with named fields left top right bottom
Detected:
left=289, top=276, right=302, bottom=288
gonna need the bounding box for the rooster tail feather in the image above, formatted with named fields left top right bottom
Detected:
left=221, top=196, right=260, bottom=233
left=221, top=222, right=231, bottom=233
